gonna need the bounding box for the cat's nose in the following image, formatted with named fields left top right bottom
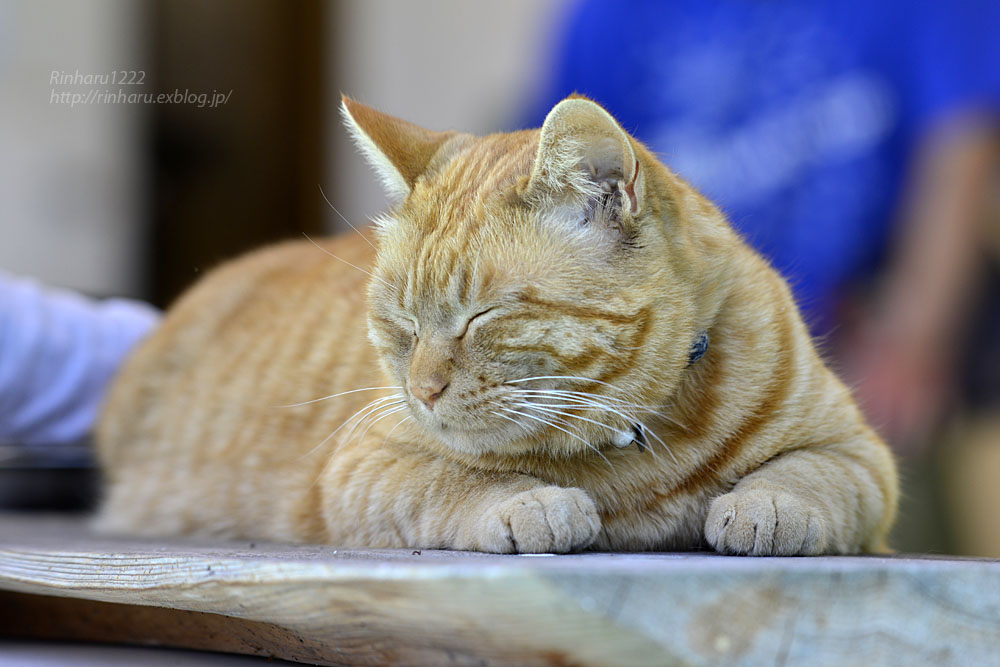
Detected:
left=411, top=379, right=449, bottom=410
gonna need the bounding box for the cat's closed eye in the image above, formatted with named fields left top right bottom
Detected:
left=372, top=313, right=418, bottom=350
left=457, top=307, right=497, bottom=340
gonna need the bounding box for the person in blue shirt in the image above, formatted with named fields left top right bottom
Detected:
left=0, top=272, right=159, bottom=447
left=529, top=0, right=1000, bottom=451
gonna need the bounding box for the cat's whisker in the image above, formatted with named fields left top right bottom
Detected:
left=296, top=394, right=404, bottom=461
left=506, top=375, right=618, bottom=390
left=509, top=389, right=648, bottom=423
left=508, top=389, right=663, bottom=413
left=275, top=385, right=403, bottom=409
left=507, top=380, right=681, bottom=431
left=302, top=232, right=396, bottom=292
left=518, top=402, right=654, bottom=414
left=337, top=397, right=407, bottom=450
left=506, top=385, right=666, bottom=412
left=306, top=400, right=408, bottom=491
left=517, top=400, right=660, bottom=461
left=343, top=394, right=405, bottom=429
left=317, top=184, right=378, bottom=252
left=517, top=401, right=660, bottom=459
left=500, top=405, right=613, bottom=469
left=509, top=389, right=680, bottom=465
left=519, top=401, right=624, bottom=434
left=380, top=414, right=413, bottom=449
left=631, top=422, right=678, bottom=465
left=510, top=388, right=690, bottom=433
left=353, top=404, right=410, bottom=447
left=513, top=387, right=672, bottom=418
left=489, top=409, right=533, bottom=435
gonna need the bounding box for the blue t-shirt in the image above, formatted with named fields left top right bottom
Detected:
left=529, top=0, right=1000, bottom=333
left=0, top=273, right=160, bottom=446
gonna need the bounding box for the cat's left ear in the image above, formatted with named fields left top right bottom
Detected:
left=523, top=96, right=645, bottom=218
left=341, top=95, right=464, bottom=202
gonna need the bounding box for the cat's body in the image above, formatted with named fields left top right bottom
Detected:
left=96, top=97, right=898, bottom=554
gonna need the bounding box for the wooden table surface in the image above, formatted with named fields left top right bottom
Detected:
left=1, top=513, right=998, bottom=666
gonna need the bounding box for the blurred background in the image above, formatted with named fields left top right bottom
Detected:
left=1, top=0, right=998, bottom=556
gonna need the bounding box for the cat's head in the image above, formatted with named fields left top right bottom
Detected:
left=343, top=95, right=714, bottom=458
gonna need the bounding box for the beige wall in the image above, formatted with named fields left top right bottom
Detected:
left=0, top=0, right=148, bottom=296
left=0, top=0, right=573, bottom=294
left=326, top=0, right=570, bottom=230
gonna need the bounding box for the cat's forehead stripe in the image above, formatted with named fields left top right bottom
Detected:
left=435, top=133, right=536, bottom=214
left=396, top=135, right=541, bottom=312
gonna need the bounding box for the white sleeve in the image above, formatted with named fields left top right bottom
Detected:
left=0, top=272, right=161, bottom=446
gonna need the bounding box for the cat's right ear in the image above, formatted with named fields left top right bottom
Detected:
left=341, top=95, right=461, bottom=202
left=522, top=96, right=645, bottom=218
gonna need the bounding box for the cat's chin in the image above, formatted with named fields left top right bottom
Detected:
left=429, top=428, right=512, bottom=456
left=421, top=420, right=535, bottom=457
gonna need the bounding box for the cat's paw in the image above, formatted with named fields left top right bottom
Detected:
left=478, top=487, right=600, bottom=554
left=705, top=487, right=827, bottom=556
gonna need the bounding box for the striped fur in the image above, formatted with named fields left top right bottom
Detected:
left=95, top=97, right=898, bottom=554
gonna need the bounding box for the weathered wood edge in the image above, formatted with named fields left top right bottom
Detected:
left=2, top=515, right=1000, bottom=666
left=0, top=590, right=340, bottom=664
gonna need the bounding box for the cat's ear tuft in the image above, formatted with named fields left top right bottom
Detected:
left=524, top=96, right=645, bottom=220
left=341, top=95, right=462, bottom=202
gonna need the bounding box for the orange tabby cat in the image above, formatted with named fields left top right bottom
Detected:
left=95, top=95, right=898, bottom=555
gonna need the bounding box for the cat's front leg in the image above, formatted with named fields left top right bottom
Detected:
left=704, top=434, right=896, bottom=556
left=319, top=442, right=600, bottom=553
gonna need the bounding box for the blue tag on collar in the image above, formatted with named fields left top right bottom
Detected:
left=687, top=330, right=709, bottom=366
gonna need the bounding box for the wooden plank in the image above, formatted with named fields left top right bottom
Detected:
left=0, top=591, right=325, bottom=663
left=1, top=514, right=999, bottom=666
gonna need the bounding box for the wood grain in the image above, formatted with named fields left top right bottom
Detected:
left=1, top=514, right=998, bottom=666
